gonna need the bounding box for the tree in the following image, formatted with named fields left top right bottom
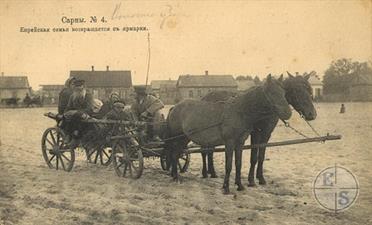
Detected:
left=253, top=76, right=261, bottom=85
left=323, top=58, right=372, bottom=96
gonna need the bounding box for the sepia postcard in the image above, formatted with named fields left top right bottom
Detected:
left=0, top=0, right=371, bottom=224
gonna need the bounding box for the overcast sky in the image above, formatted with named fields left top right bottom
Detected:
left=0, top=0, right=371, bottom=89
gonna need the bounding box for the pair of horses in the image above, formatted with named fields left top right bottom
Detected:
left=164, top=73, right=316, bottom=194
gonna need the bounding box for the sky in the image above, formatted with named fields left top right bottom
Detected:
left=0, top=0, right=371, bottom=89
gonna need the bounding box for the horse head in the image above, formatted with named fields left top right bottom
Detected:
left=283, top=72, right=317, bottom=121
left=262, top=74, right=292, bottom=121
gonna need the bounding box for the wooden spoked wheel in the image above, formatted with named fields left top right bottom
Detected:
left=113, top=140, right=143, bottom=179
left=160, top=151, right=190, bottom=173
left=86, top=146, right=112, bottom=166
left=41, top=127, right=75, bottom=172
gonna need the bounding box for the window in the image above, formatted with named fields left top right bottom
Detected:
left=197, top=89, right=202, bottom=97
left=189, top=90, right=193, bottom=98
left=315, top=88, right=321, bottom=97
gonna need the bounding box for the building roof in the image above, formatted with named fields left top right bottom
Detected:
left=307, top=74, right=322, bottom=86
left=151, top=80, right=177, bottom=90
left=70, top=70, right=132, bottom=88
left=236, top=79, right=256, bottom=91
left=177, top=75, right=237, bottom=88
left=0, top=76, right=30, bottom=89
left=40, top=85, right=65, bottom=90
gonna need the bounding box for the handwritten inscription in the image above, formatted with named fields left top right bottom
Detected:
left=111, top=2, right=177, bottom=29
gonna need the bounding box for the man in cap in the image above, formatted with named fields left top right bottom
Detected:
left=62, top=79, right=94, bottom=146
left=58, top=77, right=76, bottom=114
left=131, top=85, right=164, bottom=142
left=64, top=79, right=93, bottom=113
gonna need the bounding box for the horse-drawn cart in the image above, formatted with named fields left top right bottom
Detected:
left=41, top=111, right=341, bottom=179
left=41, top=112, right=190, bottom=178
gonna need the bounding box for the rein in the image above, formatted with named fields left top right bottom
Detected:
left=280, top=87, right=322, bottom=140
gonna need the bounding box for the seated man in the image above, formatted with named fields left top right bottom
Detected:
left=104, top=101, right=139, bottom=146
left=100, top=92, right=122, bottom=117
left=58, top=77, right=76, bottom=114
left=62, top=79, right=93, bottom=147
left=131, top=85, right=164, bottom=142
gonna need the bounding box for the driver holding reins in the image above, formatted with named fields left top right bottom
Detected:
left=131, top=85, right=164, bottom=142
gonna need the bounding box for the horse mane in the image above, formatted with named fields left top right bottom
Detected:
left=229, top=85, right=270, bottom=115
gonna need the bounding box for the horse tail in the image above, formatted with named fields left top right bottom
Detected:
left=163, top=106, right=174, bottom=139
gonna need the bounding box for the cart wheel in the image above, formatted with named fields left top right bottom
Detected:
left=160, top=152, right=190, bottom=173
left=86, top=146, right=112, bottom=166
left=41, top=127, right=75, bottom=172
left=113, top=140, right=143, bottom=179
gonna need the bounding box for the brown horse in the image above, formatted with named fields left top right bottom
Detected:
left=165, top=75, right=292, bottom=194
left=200, top=72, right=317, bottom=186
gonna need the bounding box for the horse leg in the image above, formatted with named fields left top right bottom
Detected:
left=256, top=147, right=267, bottom=185
left=223, top=144, right=234, bottom=194
left=171, top=150, right=180, bottom=181
left=234, top=146, right=244, bottom=191
left=248, top=131, right=259, bottom=187
left=208, top=149, right=218, bottom=178
left=201, top=151, right=208, bottom=178
left=256, top=120, right=276, bottom=185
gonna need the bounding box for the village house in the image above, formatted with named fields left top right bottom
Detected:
left=0, top=74, right=31, bottom=104
left=39, top=84, right=65, bottom=105
left=177, top=71, right=238, bottom=100
left=150, top=79, right=178, bottom=104
left=350, top=73, right=372, bottom=101
left=70, top=66, right=132, bottom=101
left=306, top=71, right=323, bottom=100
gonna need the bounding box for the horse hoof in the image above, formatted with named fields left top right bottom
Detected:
left=173, top=176, right=183, bottom=183
left=259, top=179, right=267, bottom=185
left=223, top=188, right=230, bottom=195
left=210, top=174, right=218, bottom=178
left=202, top=173, right=208, bottom=178
left=247, top=181, right=256, bottom=187
left=237, top=185, right=245, bottom=191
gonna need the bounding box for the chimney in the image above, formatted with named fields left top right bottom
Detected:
left=106, top=66, right=109, bottom=71
left=91, top=66, right=94, bottom=71
left=205, top=70, right=208, bottom=76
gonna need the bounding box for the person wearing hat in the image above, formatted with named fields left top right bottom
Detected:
left=64, top=79, right=93, bottom=113
left=58, top=77, right=76, bottom=114
left=62, top=79, right=94, bottom=146
left=100, top=91, right=122, bottom=117
left=131, top=85, right=164, bottom=142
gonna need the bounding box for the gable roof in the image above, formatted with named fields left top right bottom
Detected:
left=151, top=80, right=177, bottom=90
left=307, top=74, right=322, bottom=86
left=0, top=76, right=30, bottom=89
left=177, top=75, right=237, bottom=88
left=70, top=70, right=132, bottom=88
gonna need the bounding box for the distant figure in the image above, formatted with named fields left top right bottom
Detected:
left=23, top=93, right=31, bottom=105
left=340, top=104, right=346, bottom=114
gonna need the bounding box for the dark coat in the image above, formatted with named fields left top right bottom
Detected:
left=58, top=88, right=73, bottom=114
left=64, top=92, right=93, bottom=113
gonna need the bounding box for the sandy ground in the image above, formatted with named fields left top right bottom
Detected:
left=0, top=103, right=372, bottom=225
